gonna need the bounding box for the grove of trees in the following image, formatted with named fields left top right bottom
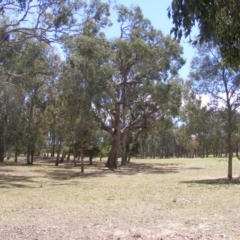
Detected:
left=1, top=0, right=240, bottom=179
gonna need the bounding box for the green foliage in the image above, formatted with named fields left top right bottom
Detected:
left=188, top=43, right=240, bottom=177
left=0, top=2, right=185, bottom=167
left=0, top=0, right=110, bottom=46
left=169, top=0, right=240, bottom=67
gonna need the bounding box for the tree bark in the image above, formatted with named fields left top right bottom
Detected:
left=121, top=135, right=126, bottom=165
left=106, top=102, right=121, bottom=169
left=106, top=132, right=120, bottom=169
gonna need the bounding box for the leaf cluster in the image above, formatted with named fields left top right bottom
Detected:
left=169, top=0, right=240, bottom=67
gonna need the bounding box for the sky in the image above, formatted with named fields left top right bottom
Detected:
left=105, top=0, right=198, bottom=79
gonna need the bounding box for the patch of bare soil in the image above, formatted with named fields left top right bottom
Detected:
left=0, top=157, right=240, bottom=239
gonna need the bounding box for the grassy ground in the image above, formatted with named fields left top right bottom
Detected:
left=0, top=156, right=240, bottom=239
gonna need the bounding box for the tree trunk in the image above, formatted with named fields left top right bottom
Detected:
left=27, top=102, right=33, bottom=164
left=89, top=156, right=93, bottom=165
left=72, top=140, right=76, bottom=166
left=15, top=146, right=18, bottom=163
left=51, top=142, right=55, bottom=157
left=60, top=149, right=66, bottom=163
left=73, top=154, right=76, bottom=167
left=51, top=122, right=56, bottom=157
left=127, top=153, right=131, bottom=163
left=55, top=142, right=62, bottom=166
left=106, top=132, right=120, bottom=169
left=80, top=140, right=84, bottom=173
left=106, top=102, right=121, bottom=169
left=227, top=133, right=233, bottom=179
left=27, top=143, right=31, bottom=164
left=67, top=151, right=70, bottom=161
left=121, top=135, right=126, bottom=165
left=30, top=148, right=34, bottom=164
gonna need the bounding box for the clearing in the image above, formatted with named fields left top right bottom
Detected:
left=0, top=157, right=240, bottom=239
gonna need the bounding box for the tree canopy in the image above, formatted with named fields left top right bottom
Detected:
left=168, top=0, right=240, bottom=67
left=65, top=5, right=185, bottom=168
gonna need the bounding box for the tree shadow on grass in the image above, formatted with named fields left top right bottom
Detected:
left=185, top=167, right=205, bottom=170
left=83, top=162, right=181, bottom=177
left=115, top=162, right=181, bottom=176
left=29, top=161, right=182, bottom=181
left=0, top=159, right=183, bottom=185
left=0, top=175, right=37, bottom=188
left=44, top=169, right=87, bottom=180
left=181, top=177, right=240, bottom=185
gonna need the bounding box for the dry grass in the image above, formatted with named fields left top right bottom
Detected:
left=1, top=156, right=240, bottom=239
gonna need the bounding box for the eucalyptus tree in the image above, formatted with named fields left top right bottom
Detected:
left=4, top=39, right=61, bottom=164
left=136, top=115, right=176, bottom=159
left=207, top=104, right=226, bottom=157
left=55, top=71, right=100, bottom=171
left=100, top=5, right=184, bottom=168
left=189, top=43, right=240, bottom=178
left=168, top=0, right=240, bottom=67
left=184, top=100, right=214, bottom=157
left=0, top=0, right=111, bottom=109
left=0, top=38, right=27, bottom=161
left=0, top=0, right=111, bottom=116
left=66, top=5, right=184, bottom=169
left=179, top=80, right=227, bottom=158
left=62, top=22, right=111, bottom=171
left=173, top=125, right=188, bottom=158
